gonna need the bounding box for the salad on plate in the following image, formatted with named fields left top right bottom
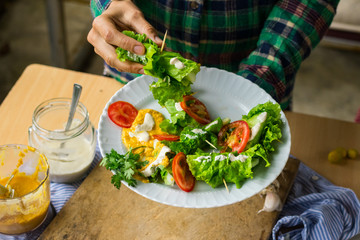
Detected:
left=100, top=31, right=284, bottom=194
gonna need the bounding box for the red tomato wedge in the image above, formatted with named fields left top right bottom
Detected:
left=153, top=134, right=180, bottom=141
left=180, top=95, right=211, bottom=125
left=218, top=120, right=250, bottom=153
left=172, top=152, right=195, bottom=192
left=107, top=101, right=138, bottom=128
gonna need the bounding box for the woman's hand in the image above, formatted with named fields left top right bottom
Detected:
left=87, top=0, right=162, bottom=74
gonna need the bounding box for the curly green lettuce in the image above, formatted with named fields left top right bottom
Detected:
left=158, top=98, right=200, bottom=135
left=187, top=147, right=262, bottom=188
left=116, top=30, right=200, bottom=106
left=164, top=126, right=218, bottom=155
left=149, top=77, right=192, bottom=107
left=242, top=101, right=283, bottom=154
left=187, top=102, right=283, bottom=188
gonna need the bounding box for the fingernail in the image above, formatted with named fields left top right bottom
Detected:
left=138, top=68, right=144, bottom=74
left=134, top=45, right=144, bottom=55
left=155, top=36, right=162, bottom=43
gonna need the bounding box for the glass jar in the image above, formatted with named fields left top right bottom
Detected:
left=0, top=144, right=50, bottom=235
left=28, top=98, right=96, bottom=183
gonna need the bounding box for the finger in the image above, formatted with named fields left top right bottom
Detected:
left=110, top=1, right=163, bottom=46
left=92, top=15, right=146, bottom=55
left=88, top=28, right=144, bottom=74
left=135, top=20, right=163, bottom=46
left=124, top=15, right=163, bottom=46
left=127, top=17, right=162, bottom=45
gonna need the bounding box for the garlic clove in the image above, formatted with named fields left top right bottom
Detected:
left=258, top=191, right=283, bottom=214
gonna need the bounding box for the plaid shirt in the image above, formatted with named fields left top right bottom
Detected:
left=90, top=0, right=339, bottom=110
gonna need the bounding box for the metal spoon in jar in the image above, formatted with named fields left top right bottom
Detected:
left=60, top=84, right=82, bottom=149
left=0, top=184, right=8, bottom=196
left=0, top=174, right=15, bottom=198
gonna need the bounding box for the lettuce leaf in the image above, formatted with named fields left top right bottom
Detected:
left=157, top=98, right=200, bottom=135
left=165, top=126, right=217, bottom=155
left=187, top=151, right=258, bottom=188
left=115, top=31, right=200, bottom=102
left=148, top=165, right=174, bottom=186
left=187, top=102, right=283, bottom=188
left=187, top=153, right=230, bottom=188
left=204, top=117, right=223, bottom=133
left=152, top=51, right=199, bottom=84
left=149, top=76, right=192, bottom=106
left=116, top=31, right=157, bottom=65
left=242, top=101, right=282, bottom=154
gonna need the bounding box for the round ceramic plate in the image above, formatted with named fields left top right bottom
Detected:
left=98, top=67, right=291, bottom=208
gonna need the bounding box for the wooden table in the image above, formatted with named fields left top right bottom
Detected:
left=1, top=64, right=359, bottom=239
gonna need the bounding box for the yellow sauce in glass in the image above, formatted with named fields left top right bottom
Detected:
left=0, top=146, right=50, bottom=235
left=0, top=173, right=40, bottom=199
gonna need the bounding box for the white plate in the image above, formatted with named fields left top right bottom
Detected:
left=98, top=67, right=291, bottom=208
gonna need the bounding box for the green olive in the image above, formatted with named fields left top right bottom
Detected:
left=347, top=149, right=359, bottom=159
left=328, top=150, right=344, bottom=164
left=335, top=147, right=347, bottom=158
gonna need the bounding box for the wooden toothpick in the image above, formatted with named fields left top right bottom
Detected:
left=160, top=30, right=168, bottom=52
left=205, top=139, right=217, bottom=149
left=223, top=179, right=229, bottom=194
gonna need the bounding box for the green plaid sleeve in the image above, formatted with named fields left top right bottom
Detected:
left=89, top=0, right=339, bottom=110
left=238, top=0, right=339, bottom=110
left=90, top=0, right=111, bottom=17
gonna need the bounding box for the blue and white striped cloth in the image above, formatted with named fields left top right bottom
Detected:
left=1, top=148, right=359, bottom=239
left=272, top=162, right=360, bottom=240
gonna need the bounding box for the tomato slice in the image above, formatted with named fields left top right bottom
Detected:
left=107, top=101, right=138, bottom=128
left=172, top=152, right=195, bottom=192
left=153, top=134, right=180, bottom=141
left=180, top=95, right=211, bottom=125
left=218, top=120, right=250, bottom=153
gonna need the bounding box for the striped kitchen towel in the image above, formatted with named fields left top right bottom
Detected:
left=272, top=162, right=360, bottom=240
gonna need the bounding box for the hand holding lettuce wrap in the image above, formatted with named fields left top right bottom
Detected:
left=116, top=31, right=200, bottom=84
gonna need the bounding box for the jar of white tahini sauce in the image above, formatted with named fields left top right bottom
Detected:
left=28, top=98, right=96, bottom=183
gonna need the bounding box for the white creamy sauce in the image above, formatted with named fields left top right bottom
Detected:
left=184, top=134, right=197, bottom=139
left=194, top=153, right=247, bottom=163
left=229, top=153, right=248, bottom=162
left=135, top=113, right=154, bottom=132
left=153, top=139, right=159, bottom=148
left=249, top=123, right=261, bottom=141
left=205, top=120, right=218, bottom=130
left=169, top=57, right=185, bottom=69
left=214, top=154, right=227, bottom=161
left=129, top=131, right=150, bottom=142
left=130, top=113, right=154, bottom=142
left=257, top=111, right=267, bottom=122
left=192, top=129, right=207, bottom=134
left=194, top=155, right=212, bottom=162
left=41, top=135, right=96, bottom=183
left=184, top=129, right=207, bottom=140
left=249, top=112, right=267, bottom=141
left=174, top=102, right=183, bottom=111
left=141, top=146, right=171, bottom=177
